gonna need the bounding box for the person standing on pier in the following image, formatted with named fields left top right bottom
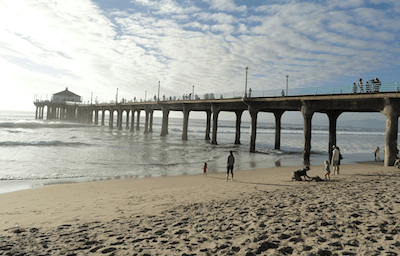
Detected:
left=226, top=151, right=235, bottom=181
left=353, top=82, right=357, bottom=93
left=358, top=78, right=364, bottom=93
left=331, top=145, right=340, bottom=175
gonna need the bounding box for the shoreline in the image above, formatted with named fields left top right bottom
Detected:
left=2, top=162, right=399, bottom=255
left=0, top=163, right=386, bottom=229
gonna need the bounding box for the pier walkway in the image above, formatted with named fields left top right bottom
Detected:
left=34, top=83, right=400, bottom=167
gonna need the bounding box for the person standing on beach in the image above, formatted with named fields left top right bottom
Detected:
left=375, top=146, right=380, bottom=161
left=203, top=162, right=207, bottom=177
left=226, top=151, right=235, bottom=181
left=324, top=161, right=331, bottom=181
left=331, top=145, right=340, bottom=175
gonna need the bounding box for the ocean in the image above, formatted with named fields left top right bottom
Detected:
left=0, top=110, right=386, bottom=194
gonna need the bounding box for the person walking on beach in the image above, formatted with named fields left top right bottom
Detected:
left=375, top=146, right=380, bottom=161
left=331, top=145, right=340, bottom=175
left=203, top=162, right=207, bottom=177
left=324, top=161, right=331, bottom=181
left=226, top=151, right=235, bottom=181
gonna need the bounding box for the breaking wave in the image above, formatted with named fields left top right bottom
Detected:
left=0, top=141, right=92, bottom=147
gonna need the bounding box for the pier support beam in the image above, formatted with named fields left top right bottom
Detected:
left=301, top=104, right=314, bottom=165
left=130, top=109, right=135, bottom=132
left=117, top=109, right=123, bottom=130
left=126, top=110, right=130, bottom=130
left=136, top=110, right=141, bottom=131
left=101, top=110, right=105, bottom=126
left=327, top=111, right=342, bottom=163
left=274, top=110, right=285, bottom=150
left=182, top=105, right=190, bottom=140
left=234, top=110, right=244, bottom=144
left=211, top=106, right=220, bottom=145
left=249, top=107, right=259, bottom=153
left=161, top=107, right=170, bottom=137
left=381, top=101, right=400, bottom=166
left=144, top=109, right=150, bottom=134
left=205, top=110, right=211, bottom=141
left=109, top=109, right=114, bottom=129
left=88, top=109, right=93, bottom=124
left=149, top=110, right=154, bottom=133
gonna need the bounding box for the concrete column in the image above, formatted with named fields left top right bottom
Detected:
left=101, top=110, right=105, bottom=126
left=182, top=106, right=190, bottom=140
left=109, top=109, right=114, bottom=129
left=46, top=107, right=50, bottom=120
left=301, top=105, right=314, bottom=165
left=149, top=110, right=154, bottom=133
left=381, top=103, right=400, bottom=166
left=161, top=107, right=170, bottom=136
left=144, top=109, right=149, bottom=134
left=88, top=109, right=93, bottom=124
left=130, top=109, right=135, bottom=132
left=94, top=110, right=99, bottom=125
left=211, top=106, right=220, bottom=145
left=136, top=110, right=141, bottom=131
left=35, top=107, right=38, bottom=119
left=234, top=110, right=244, bottom=144
left=126, top=110, right=130, bottom=130
left=274, top=110, right=285, bottom=150
left=117, top=109, right=123, bottom=130
left=249, top=107, right=258, bottom=153
left=205, top=110, right=211, bottom=141
left=327, top=111, right=342, bottom=163
left=41, top=107, right=44, bottom=119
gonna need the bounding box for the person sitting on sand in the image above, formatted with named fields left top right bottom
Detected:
left=203, top=162, right=207, bottom=177
left=292, top=166, right=311, bottom=181
left=226, top=151, right=235, bottom=181
left=324, top=161, right=330, bottom=181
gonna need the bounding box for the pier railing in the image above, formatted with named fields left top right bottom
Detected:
left=37, top=82, right=400, bottom=105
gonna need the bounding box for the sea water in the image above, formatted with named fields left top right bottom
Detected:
left=0, top=110, right=386, bottom=194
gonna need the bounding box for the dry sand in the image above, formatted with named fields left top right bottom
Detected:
left=1, top=163, right=400, bottom=255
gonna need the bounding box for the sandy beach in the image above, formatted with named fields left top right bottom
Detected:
left=1, top=163, right=400, bottom=255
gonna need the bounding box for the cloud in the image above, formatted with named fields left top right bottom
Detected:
left=203, top=0, right=247, bottom=12
left=0, top=0, right=399, bottom=110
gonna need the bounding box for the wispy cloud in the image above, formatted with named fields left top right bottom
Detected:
left=0, top=0, right=399, bottom=110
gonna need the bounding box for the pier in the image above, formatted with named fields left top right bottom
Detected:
left=34, top=86, right=400, bottom=167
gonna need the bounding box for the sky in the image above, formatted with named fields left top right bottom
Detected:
left=0, top=0, right=399, bottom=124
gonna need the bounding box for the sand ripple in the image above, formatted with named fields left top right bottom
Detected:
left=2, top=172, right=400, bottom=255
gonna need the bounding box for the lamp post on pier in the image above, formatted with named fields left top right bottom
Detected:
left=157, top=81, right=160, bottom=102
left=244, top=67, right=249, bottom=98
left=192, top=85, right=194, bottom=100
left=286, top=75, right=289, bottom=96
left=116, top=88, right=118, bottom=103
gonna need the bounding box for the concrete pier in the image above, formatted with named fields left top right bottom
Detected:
left=34, top=92, right=400, bottom=166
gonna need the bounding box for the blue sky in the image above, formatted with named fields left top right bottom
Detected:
left=0, top=0, right=399, bottom=117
